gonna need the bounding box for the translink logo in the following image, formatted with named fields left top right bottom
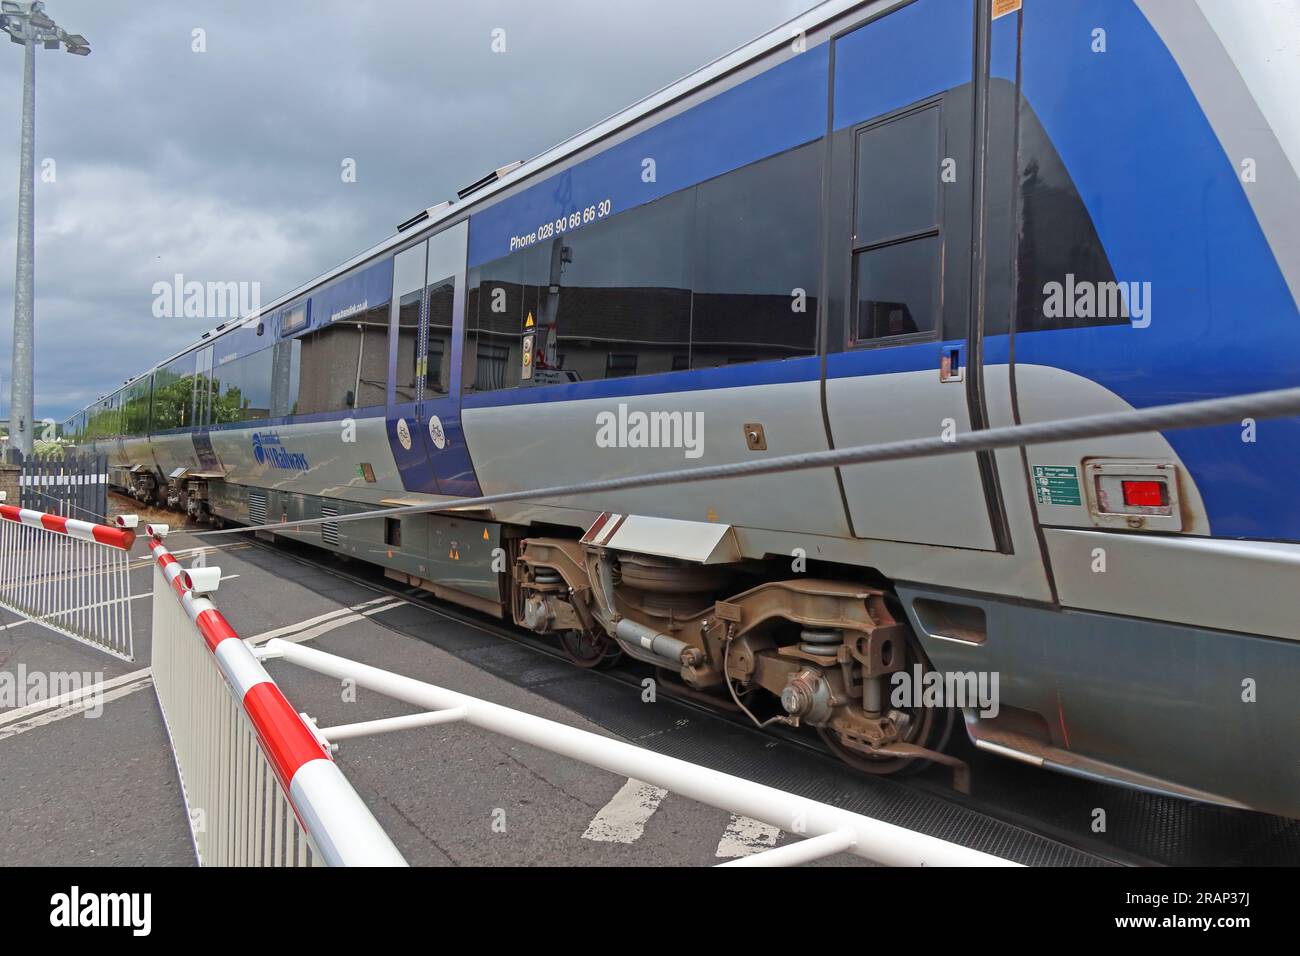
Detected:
left=252, top=432, right=309, bottom=471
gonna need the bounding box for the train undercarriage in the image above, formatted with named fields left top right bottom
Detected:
left=513, top=537, right=965, bottom=786
left=132, top=478, right=963, bottom=783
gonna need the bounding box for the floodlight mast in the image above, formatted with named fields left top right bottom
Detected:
left=1, top=2, right=89, bottom=458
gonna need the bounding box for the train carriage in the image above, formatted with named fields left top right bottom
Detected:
left=69, top=0, right=1300, bottom=816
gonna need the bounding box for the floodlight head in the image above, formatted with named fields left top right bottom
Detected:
left=29, top=10, right=51, bottom=28
left=65, top=43, right=87, bottom=55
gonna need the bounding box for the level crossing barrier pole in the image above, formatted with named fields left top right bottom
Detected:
left=147, top=524, right=406, bottom=867
left=0, top=502, right=137, bottom=660
left=257, top=638, right=1020, bottom=867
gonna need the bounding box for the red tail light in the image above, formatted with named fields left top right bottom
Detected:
left=1121, top=479, right=1166, bottom=508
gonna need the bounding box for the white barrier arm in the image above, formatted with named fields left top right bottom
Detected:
left=260, top=638, right=1020, bottom=868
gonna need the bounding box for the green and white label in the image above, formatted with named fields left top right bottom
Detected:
left=1032, top=465, right=1082, bottom=506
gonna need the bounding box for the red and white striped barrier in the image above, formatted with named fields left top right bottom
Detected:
left=0, top=503, right=136, bottom=550
left=147, top=527, right=405, bottom=867
left=0, top=504, right=138, bottom=660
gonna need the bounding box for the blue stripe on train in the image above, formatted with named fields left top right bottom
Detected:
left=1014, top=0, right=1300, bottom=539
left=466, top=44, right=829, bottom=269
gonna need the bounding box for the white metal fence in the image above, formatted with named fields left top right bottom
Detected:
left=0, top=503, right=137, bottom=661
left=147, top=526, right=405, bottom=867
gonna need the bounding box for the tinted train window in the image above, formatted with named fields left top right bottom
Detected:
left=690, top=143, right=820, bottom=369
left=153, top=355, right=196, bottom=431
left=352, top=302, right=390, bottom=409
left=854, top=107, right=940, bottom=244
left=548, top=190, right=692, bottom=384
left=850, top=105, right=942, bottom=345
left=392, top=243, right=426, bottom=405
left=426, top=278, right=454, bottom=395
left=296, top=325, right=369, bottom=414
left=464, top=144, right=823, bottom=391
left=854, top=236, right=940, bottom=339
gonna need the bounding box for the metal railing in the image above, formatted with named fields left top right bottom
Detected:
left=255, top=638, right=1019, bottom=867
left=0, top=501, right=137, bottom=660
left=147, top=525, right=405, bottom=867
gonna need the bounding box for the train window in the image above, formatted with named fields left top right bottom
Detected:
left=426, top=279, right=453, bottom=395
left=850, top=105, right=943, bottom=346
left=238, top=348, right=274, bottom=420
left=293, top=309, right=387, bottom=416
left=270, top=337, right=300, bottom=418
left=463, top=146, right=822, bottom=390
left=153, top=354, right=197, bottom=431
left=353, top=303, right=390, bottom=409
left=391, top=242, right=426, bottom=407
left=424, top=225, right=465, bottom=398
left=465, top=246, right=529, bottom=392
left=211, top=357, right=244, bottom=425
left=851, top=236, right=941, bottom=341
left=690, top=143, right=820, bottom=369
left=551, top=191, right=693, bottom=384
left=853, top=106, right=940, bottom=245
left=120, top=380, right=149, bottom=435
left=384, top=517, right=401, bottom=548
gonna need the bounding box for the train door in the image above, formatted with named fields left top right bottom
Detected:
left=822, top=0, right=1006, bottom=552
left=386, top=221, right=481, bottom=498
left=191, top=344, right=221, bottom=473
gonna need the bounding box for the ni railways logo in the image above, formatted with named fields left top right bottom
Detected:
left=251, top=432, right=309, bottom=471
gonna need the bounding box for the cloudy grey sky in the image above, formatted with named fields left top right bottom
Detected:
left=0, top=0, right=815, bottom=423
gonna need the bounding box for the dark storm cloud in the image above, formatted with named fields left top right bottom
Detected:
left=0, top=0, right=814, bottom=421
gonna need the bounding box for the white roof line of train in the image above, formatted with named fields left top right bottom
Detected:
left=86, top=0, right=871, bottom=410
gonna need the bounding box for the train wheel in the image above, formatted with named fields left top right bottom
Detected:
left=558, top=629, right=622, bottom=669
left=816, top=630, right=956, bottom=777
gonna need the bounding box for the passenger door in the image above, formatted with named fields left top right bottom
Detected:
left=823, top=0, right=1002, bottom=551
left=386, top=221, right=481, bottom=498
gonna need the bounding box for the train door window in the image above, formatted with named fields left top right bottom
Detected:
left=850, top=105, right=943, bottom=346
left=391, top=242, right=427, bottom=406
left=425, top=280, right=452, bottom=395
left=424, top=224, right=465, bottom=399
left=384, top=517, right=401, bottom=548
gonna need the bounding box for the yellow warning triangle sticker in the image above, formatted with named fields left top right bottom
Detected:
left=524, top=312, right=535, bottom=328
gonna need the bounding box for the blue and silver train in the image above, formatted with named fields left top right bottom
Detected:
left=67, top=0, right=1300, bottom=816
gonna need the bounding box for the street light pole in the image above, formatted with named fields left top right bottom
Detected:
left=11, top=11, right=34, bottom=458
left=1, top=1, right=89, bottom=459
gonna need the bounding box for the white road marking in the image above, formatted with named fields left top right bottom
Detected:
left=715, top=814, right=782, bottom=858
left=0, top=594, right=400, bottom=739
left=0, top=667, right=154, bottom=738
left=246, top=597, right=405, bottom=647
left=582, top=778, right=668, bottom=843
